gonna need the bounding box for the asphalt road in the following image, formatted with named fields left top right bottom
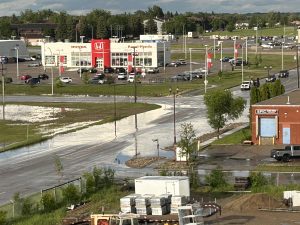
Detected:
left=0, top=66, right=299, bottom=205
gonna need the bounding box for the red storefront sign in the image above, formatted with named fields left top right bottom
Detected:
left=59, top=55, right=64, bottom=73
left=91, top=39, right=111, bottom=68
left=207, top=53, right=213, bottom=69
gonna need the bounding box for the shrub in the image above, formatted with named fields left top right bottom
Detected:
left=41, top=192, right=56, bottom=212
left=22, top=197, right=33, bottom=216
left=249, top=172, right=269, bottom=188
left=0, top=211, right=6, bottom=224
left=205, top=166, right=228, bottom=189
left=62, top=184, right=81, bottom=205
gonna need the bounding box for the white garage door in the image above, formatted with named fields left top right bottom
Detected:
left=260, top=117, right=276, bottom=137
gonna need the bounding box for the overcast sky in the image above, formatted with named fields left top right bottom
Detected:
left=0, top=0, right=298, bottom=16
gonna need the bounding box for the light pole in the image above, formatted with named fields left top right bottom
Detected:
left=296, top=45, right=299, bottom=88
left=213, top=37, right=216, bottom=60
left=1, top=60, right=5, bottom=120
left=79, top=35, right=84, bottom=79
left=220, top=41, right=223, bottom=72
left=46, top=47, right=54, bottom=95
left=163, top=42, right=166, bottom=74
left=169, top=87, right=179, bottom=145
left=130, top=46, right=137, bottom=103
left=11, top=36, right=16, bottom=40
left=45, top=35, right=50, bottom=43
left=114, top=84, right=117, bottom=138
left=281, top=41, right=284, bottom=70
left=204, top=45, right=208, bottom=93
left=14, top=45, right=19, bottom=80
left=189, top=48, right=192, bottom=81
left=152, top=139, right=159, bottom=158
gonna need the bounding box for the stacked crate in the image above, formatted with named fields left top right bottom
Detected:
left=170, top=195, right=188, bottom=214
left=120, top=194, right=139, bottom=213
left=135, top=194, right=153, bottom=215
left=150, top=196, right=168, bottom=215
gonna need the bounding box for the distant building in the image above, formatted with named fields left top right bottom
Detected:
left=143, top=18, right=165, bottom=35
left=11, top=23, right=57, bottom=46
left=235, top=22, right=249, bottom=30
left=140, top=34, right=175, bottom=42
left=0, top=40, right=29, bottom=58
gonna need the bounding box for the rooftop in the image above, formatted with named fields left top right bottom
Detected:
left=254, top=89, right=300, bottom=106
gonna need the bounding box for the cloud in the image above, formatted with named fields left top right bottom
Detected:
left=0, top=0, right=298, bottom=16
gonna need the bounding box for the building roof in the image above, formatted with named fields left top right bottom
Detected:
left=254, top=89, right=300, bottom=106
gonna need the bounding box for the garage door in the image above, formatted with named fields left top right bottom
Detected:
left=260, top=117, right=276, bottom=137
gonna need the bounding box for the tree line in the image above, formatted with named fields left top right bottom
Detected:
left=0, top=6, right=300, bottom=41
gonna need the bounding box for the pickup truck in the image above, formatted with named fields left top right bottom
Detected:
left=270, top=145, right=300, bottom=162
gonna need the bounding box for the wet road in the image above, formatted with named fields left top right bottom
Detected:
left=0, top=69, right=298, bottom=205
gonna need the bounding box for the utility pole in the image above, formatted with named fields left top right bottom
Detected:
left=131, top=46, right=137, bottom=103
left=297, top=45, right=299, bottom=89
left=1, top=60, right=5, bottom=120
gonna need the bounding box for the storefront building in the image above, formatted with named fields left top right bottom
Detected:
left=251, top=90, right=300, bottom=145
left=41, top=39, right=171, bottom=72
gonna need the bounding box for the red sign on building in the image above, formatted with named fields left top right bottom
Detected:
left=91, top=39, right=111, bottom=68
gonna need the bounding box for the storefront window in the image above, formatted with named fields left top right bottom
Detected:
left=71, top=52, right=91, bottom=67
left=45, top=56, right=55, bottom=65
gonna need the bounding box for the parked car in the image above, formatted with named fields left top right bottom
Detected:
left=265, top=74, right=276, bottom=82
left=167, top=61, right=181, bottom=67
left=220, top=57, right=230, bottom=62
left=104, top=67, right=114, bottom=73
left=115, top=67, right=126, bottom=74
left=25, top=77, right=40, bottom=85
left=38, top=74, right=49, bottom=80
left=117, top=72, right=127, bottom=80
left=271, top=145, right=300, bottom=162
left=88, top=67, right=98, bottom=73
left=60, top=77, right=72, bottom=83
left=127, top=75, right=141, bottom=83
left=147, top=67, right=159, bottom=73
left=184, top=71, right=202, bottom=79
left=0, top=77, right=13, bottom=83
left=88, top=77, right=106, bottom=84
left=77, top=68, right=89, bottom=74
left=171, top=74, right=189, bottom=81
left=20, top=75, right=32, bottom=81
left=178, top=59, right=187, bottom=65
left=278, top=70, right=289, bottom=78
left=240, top=81, right=252, bottom=91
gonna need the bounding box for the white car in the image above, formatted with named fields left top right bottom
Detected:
left=117, top=72, right=126, bottom=80
left=60, top=77, right=72, bottom=83
left=240, top=81, right=251, bottom=91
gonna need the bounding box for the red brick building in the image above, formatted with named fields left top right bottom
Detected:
left=251, top=89, right=300, bottom=145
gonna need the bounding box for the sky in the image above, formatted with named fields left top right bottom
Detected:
left=0, top=0, right=299, bottom=16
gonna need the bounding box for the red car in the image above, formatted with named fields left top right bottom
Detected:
left=20, top=75, right=32, bottom=81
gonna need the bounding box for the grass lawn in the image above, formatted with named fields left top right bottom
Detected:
left=255, top=163, right=300, bottom=173
left=212, top=127, right=251, bottom=145
left=0, top=102, right=160, bottom=152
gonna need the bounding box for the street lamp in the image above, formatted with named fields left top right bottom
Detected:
left=152, top=139, right=160, bottom=158
left=14, top=45, right=19, bottom=80
left=204, top=45, right=208, bottom=93
left=296, top=44, right=299, bottom=89
left=46, top=46, right=54, bottom=95
left=281, top=41, right=284, bottom=71
left=169, top=87, right=179, bottom=145
left=130, top=46, right=137, bottom=103
left=79, top=36, right=84, bottom=79
left=189, top=48, right=192, bottom=81
left=220, top=41, right=223, bottom=72
left=1, top=60, right=5, bottom=120
left=11, top=36, right=16, bottom=40
left=163, top=42, right=166, bottom=74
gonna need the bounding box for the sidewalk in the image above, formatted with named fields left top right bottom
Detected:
left=199, top=123, right=249, bottom=147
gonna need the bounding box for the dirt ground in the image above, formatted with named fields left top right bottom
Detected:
left=204, top=193, right=300, bottom=224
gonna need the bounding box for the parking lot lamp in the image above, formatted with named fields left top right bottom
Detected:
left=296, top=45, right=299, bottom=88
left=169, top=87, right=179, bottom=145
left=204, top=45, right=208, bottom=93
left=220, top=41, right=223, bottom=72
left=281, top=41, right=284, bottom=71
left=163, top=42, right=166, bottom=74
left=189, top=48, right=192, bottom=81
left=1, top=60, right=5, bottom=120
left=46, top=47, right=54, bottom=95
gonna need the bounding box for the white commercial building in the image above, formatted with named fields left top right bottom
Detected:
left=41, top=39, right=171, bottom=72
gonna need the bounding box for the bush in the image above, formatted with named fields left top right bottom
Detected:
left=55, top=77, right=64, bottom=88
left=205, top=166, right=228, bottom=189
left=249, top=172, right=269, bottom=189
left=41, top=192, right=56, bottom=212
left=0, top=211, right=6, bottom=224
left=82, top=72, right=89, bottom=84
left=62, top=184, right=81, bottom=205
left=22, top=197, right=33, bottom=216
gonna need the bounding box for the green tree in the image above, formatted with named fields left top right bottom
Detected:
left=259, top=84, right=271, bottom=101
left=177, top=122, right=196, bottom=166
left=83, top=172, right=95, bottom=195
left=204, top=90, right=246, bottom=138
left=249, top=172, right=269, bottom=189
left=21, top=197, right=33, bottom=216
left=145, top=17, right=157, bottom=34
left=250, top=86, right=260, bottom=105
left=53, top=154, right=64, bottom=183
left=96, top=18, right=108, bottom=39
left=147, top=5, right=164, bottom=19
left=226, top=22, right=235, bottom=32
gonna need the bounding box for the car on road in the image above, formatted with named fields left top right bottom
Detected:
left=265, top=74, right=276, bottom=82
left=220, top=57, right=231, bottom=62
left=147, top=67, right=159, bottom=73
left=178, top=59, right=187, bottom=65
left=171, top=73, right=189, bottom=81
left=167, top=61, right=181, bottom=67
left=127, top=75, right=141, bottom=83
left=60, top=77, right=72, bottom=83
left=240, top=81, right=252, bottom=91
left=77, top=68, right=89, bottom=74
left=278, top=70, right=289, bottom=78
left=25, top=77, right=40, bottom=85
left=88, top=77, right=106, bottom=84
left=38, top=74, right=49, bottom=80
left=20, top=75, right=32, bottom=81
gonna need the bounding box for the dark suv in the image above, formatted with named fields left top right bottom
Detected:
left=278, top=70, right=289, bottom=78
left=26, top=77, right=40, bottom=85
left=265, top=74, right=276, bottom=82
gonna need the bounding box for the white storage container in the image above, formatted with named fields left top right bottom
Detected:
left=152, top=206, right=168, bottom=215
left=135, top=176, right=190, bottom=197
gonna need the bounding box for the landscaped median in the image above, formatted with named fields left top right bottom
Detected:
left=0, top=102, right=160, bottom=152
